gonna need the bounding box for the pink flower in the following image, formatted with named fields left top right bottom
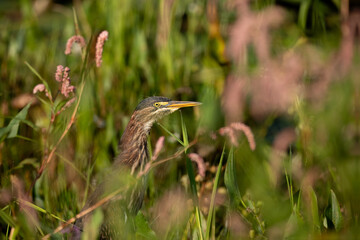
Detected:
left=55, top=65, right=64, bottom=82
left=152, top=136, right=165, bottom=161
left=95, top=31, right=109, bottom=67
left=219, top=122, right=256, bottom=150
left=226, top=3, right=285, bottom=64
left=54, top=66, right=75, bottom=98
left=188, top=153, right=206, bottom=178
left=250, top=55, right=303, bottom=119
left=33, top=84, right=45, bottom=94
left=33, top=83, right=51, bottom=100
left=222, top=75, right=247, bottom=122
left=60, top=67, right=75, bottom=98
left=64, top=35, right=86, bottom=55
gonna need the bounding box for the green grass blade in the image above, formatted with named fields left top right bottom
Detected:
left=309, top=187, right=320, bottom=232
left=180, top=112, right=188, bottom=147
left=298, top=0, right=311, bottom=30
left=56, top=153, right=87, bottom=181
left=0, top=207, right=16, bottom=227
left=185, top=154, right=204, bottom=240
left=18, top=200, right=66, bottom=222
left=224, top=147, right=242, bottom=207
left=157, top=122, right=184, bottom=146
left=135, top=212, right=157, bottom=239
left=24, top=61, right=53, bottom=101
left=205, top=145, right=225, bottom=239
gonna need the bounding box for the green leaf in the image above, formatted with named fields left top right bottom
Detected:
left=11, top=158, right=39, bottom=171
left=0, top=208, right=16, bottom=227
left=298, top=0, right=311, bottom=30
left=224, top=147, right=241, bottom=206
left=309, top=187, right=320, bottom=232
left=83, top=209, right=103, bottom=240
left=284, top=205, right=304, bottom=238
left=186, top=155, right=204, bottom=240
left=135, top=212, right=157, bottom=240
left=157, top=122, right=184, bottom=146
left=54, top=99, right=71, bottom=113
left=17, top=199, right=65, bottom=222
left=330, top=189, right=343, bottom=231
left=205, top=145, right=225, bottom=239
left=331, top=0, right=340, bottom=9
left=0, top=103, right=31, bottom=139
left=180, top=112, right=188, bottom=147
left=24, top=61, right=53, bottom=101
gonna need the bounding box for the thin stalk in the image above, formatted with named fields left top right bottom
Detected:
left=180, top=112, right=204, bottom=240
left=205, top=145, right=225, bottom=239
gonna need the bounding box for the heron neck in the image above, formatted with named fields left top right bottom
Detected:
left=114, top=114, right=151, bottom=172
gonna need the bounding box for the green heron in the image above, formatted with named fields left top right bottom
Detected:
left=71, top=96, right=200, bottom=239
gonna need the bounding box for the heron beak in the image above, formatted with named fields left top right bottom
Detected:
left=166, top=101, right=202, bottom=110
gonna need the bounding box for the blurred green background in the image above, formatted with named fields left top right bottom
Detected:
left=1, top=0, right=359, bottom=239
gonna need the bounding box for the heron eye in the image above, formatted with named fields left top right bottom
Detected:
left=154, top=102, right=160, bottom=108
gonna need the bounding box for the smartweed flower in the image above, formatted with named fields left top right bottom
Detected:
left=95, top=31, right=109, bottom=67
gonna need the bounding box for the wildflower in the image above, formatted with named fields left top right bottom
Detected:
left=273, top=128, right=296, bottom=151
left=55, top=66, right=75, bottom=98
left=55, top=65, right=64, bottom=82
left=219, top=122, right=256, bottom=150
left=250, top=55, right=303, bottom=119
left=60, top=67, right=75, bottom=98
left=226, top=2, right=285, bottom=64
left=95, top=30, right=109, bottom=67
left=188, top=153, right=206, bottom=178
left=33, top=84, right=45, bottom=94
left=152, top=188, right=189, bottom=236
left=33, top=83, right=51, bottom=100
left=64, top=35, right=86, bottom=55
left=152, top=136, right=165, bottom=161
left=222, top=75, right=246, bottom=122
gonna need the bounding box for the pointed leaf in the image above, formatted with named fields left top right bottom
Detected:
left=180, top=112, right=188, bottom=147
left=135, top=212, right=157, bottom=239
left=0, top=208, right=16, bottom=227
left=330, top=189, right=343, bottom=231
left=309, top=187, right=320, bottom=232
left=0, top=103, right=31, bottom=140
left=24, top=61, right=53, bottom=101
left=157, top=123, right=184, bottom=146
left=298, top=0, right=311, bottom=29
left=224, top=147, right=241, bottom=206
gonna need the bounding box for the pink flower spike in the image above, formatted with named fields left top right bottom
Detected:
left=188, top=153, right=206, bottom=178
left=55, top=65, right=64, bottom=82
left=33, top=84, right=45, bottom=94
left=230, top=122, right=256, bottom=151
left=59, top=67, right=75, bottom=98
left=219, top=122, right=256, bottom=150
left=65, top=35, right=86, bottom=55
left=95, top=30, right=109, bottom=67
left=152, top=136, right=165, bottom=161
left=219, top=126, right=238, bottom=146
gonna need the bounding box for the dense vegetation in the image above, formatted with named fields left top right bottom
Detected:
left=1, top=0, right=358, bottom=239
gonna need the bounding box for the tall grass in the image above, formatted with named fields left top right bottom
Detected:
left=0, top=0, right=358, bottom=239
